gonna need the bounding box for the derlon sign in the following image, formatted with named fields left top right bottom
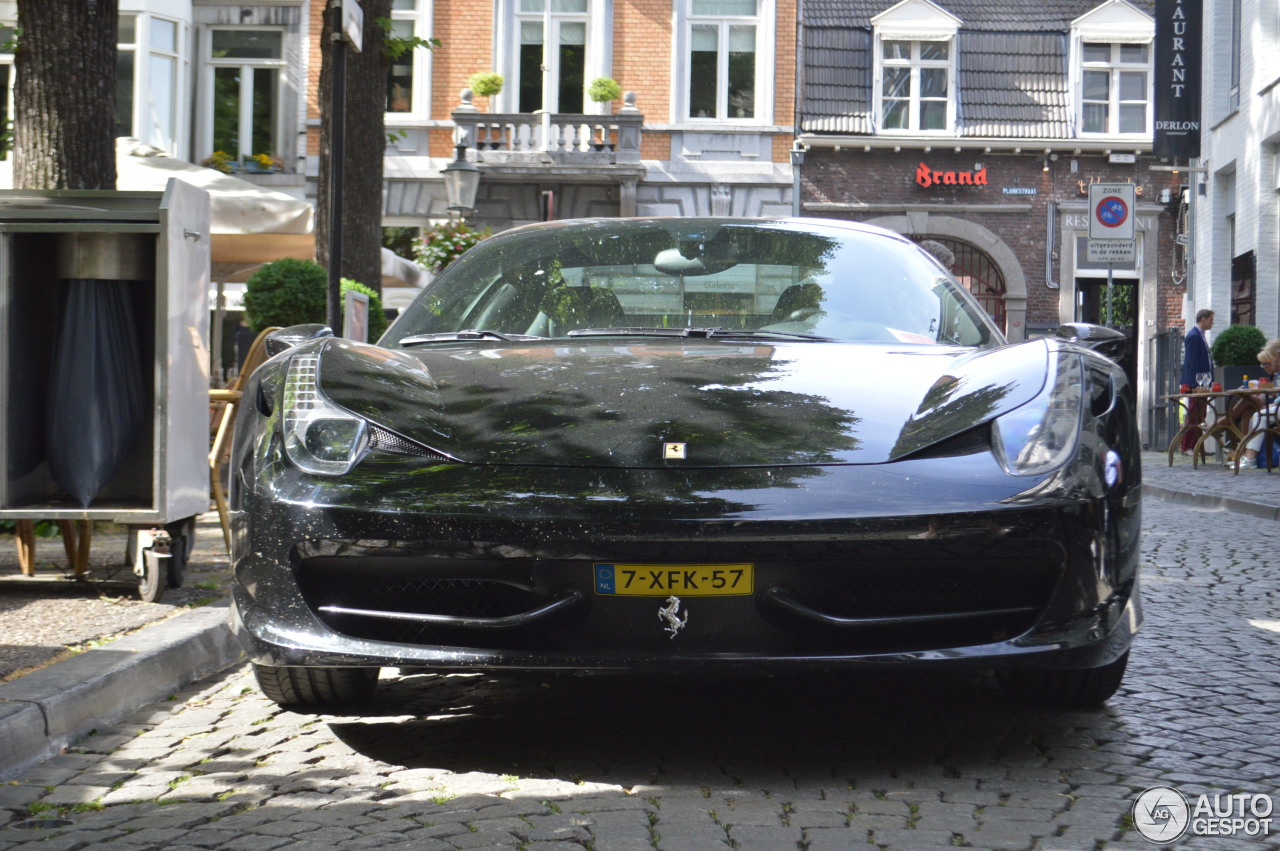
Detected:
left=1153, top=0, right=1202, bottom=159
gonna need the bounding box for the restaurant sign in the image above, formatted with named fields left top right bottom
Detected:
left=915, top=162, right=988, bottom=188
left=1153, top=0, right=1202, bottom=159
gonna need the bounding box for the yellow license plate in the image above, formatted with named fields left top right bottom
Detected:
left=594, top=563, right=753, bottom=596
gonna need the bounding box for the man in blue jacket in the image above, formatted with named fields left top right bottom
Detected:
left=1180, top=309, right=1214, bottom=453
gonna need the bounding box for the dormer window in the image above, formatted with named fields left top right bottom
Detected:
left=1080, top=41, right=1150, bottom=134
left=1071, top=1, right=1154, bottom=137
left=871, top=0, right=961, bottom=134
left=880, top=39, right=951, bottom=130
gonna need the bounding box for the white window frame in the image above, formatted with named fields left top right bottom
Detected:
left=872, top=36, right=955, bottom=134
left=869, top=0, right=960, bottom=136
left=202, top=26, right=287, bottom=164
left=116, top=12, right=188, bottom=156
left=671, top=0, right=774, bottom=125
left=1076, top=41, right=1152, bottom=136
left=385, top=0, right=433, bottom=122
left=1069, top=2, right=1155, bottom=139
left=497, top=0, right=611, bottom=115
left=145, top=15, right=182, bottom=153
left=0, top=21, right=15, bottom=155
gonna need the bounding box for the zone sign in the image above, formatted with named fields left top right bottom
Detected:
left=1089, top=183, right=1136, bottom=241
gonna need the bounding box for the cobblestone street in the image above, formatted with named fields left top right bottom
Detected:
left=1, top=495, right=1278, bottom=850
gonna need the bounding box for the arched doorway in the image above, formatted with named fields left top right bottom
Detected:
left=864, top=214, right=1027, bottom=340
left=914, top=237, right=1007, bottom=331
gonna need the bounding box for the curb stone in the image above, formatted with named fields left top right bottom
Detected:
left=0, top=603, right=242, bottom=780
left=1143, top=483, right=1280, bottom=521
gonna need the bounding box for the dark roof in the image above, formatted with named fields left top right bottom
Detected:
left=804, top=0, right=1153, bottom=31
left=801, top=0, right=1156, bottom=138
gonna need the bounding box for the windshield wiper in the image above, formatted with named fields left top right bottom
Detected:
left=398, top=330, right=547, bottom=346
left=567, top=327, right=706, bottom=338
left=566, top=326, right=837, bottom=341
left=705, top=329, right=837, bottom=342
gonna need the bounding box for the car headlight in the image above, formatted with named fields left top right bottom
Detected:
left=281, top=353, right=369, bottom=476
left=990, top=352, right=1083, bottom=476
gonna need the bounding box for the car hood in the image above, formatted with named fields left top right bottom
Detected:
left=316, top=338, right=1049, bottom=468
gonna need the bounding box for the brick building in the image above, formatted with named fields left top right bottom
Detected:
left=796, top=0, right=1187, bottom=437
left=340, top=0, right=800, bottom=231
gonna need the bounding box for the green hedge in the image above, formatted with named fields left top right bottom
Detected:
left=1211, top=324, right=1267, bottom=368
left=243, top=258, right=387, bottom=341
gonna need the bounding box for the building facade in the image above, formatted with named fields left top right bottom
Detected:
left=796, top=0, right=1188, bottom=441
left=343, top=0, right=799, bottom=232
left=1191, top=0, right=1280, bottom=339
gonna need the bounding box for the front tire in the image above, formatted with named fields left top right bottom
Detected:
left=1000, top=651, right=1129, bottom=709
left=252, top=663, right=379, bottom=709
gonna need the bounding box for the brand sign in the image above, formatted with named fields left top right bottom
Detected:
left=915, top=162, right=988, bottom=188
left=1153, top=0, right=1202, bottom=158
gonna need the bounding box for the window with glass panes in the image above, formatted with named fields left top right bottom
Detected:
left=516, top=0, right=587, bottom=114
left=209, top=29, right=284, bottom=164
left=879, top=39, right=951, bottom=132
left=148, top=18, right=179, bottom=151
left=116, top=15, right=181, bottom=153
left=1080, top=42, right=1150, bottom=134
left=0, top=25, right=15, bottom=157
left=687, top=0, right=757, bottom=120
left=387, top=0, right=430, bottom=114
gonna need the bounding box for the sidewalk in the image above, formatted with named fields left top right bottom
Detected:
left=1, top=452, right=1277, bottom=780
left=1140, top=449, right=1280, bottom=520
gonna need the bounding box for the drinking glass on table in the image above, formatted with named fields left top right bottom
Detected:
left=1196, top=372, right=1212, bottom=390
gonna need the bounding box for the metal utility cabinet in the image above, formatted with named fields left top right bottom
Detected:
left=0, top=182, right=211, bottom=599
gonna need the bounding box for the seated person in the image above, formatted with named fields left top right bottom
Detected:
left=1239, top=338, right=1280, bottom=466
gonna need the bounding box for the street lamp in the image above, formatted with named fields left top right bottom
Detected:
left=789, top=141, right=806, bottom=217
left=442, top=144, right=481, bottom=220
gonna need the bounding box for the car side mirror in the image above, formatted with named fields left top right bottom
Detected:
left=264, top=324, right=334, bottom=358
left=1055, top=322, right=1128, bottom=361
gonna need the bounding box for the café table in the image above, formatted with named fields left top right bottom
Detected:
left=1223, top=385, right=1280, bottom=474
left=1162, top=387, right=1259, bottom=468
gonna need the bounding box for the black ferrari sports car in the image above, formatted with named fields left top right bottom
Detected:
left=228, top=217, right=1142, bottom=710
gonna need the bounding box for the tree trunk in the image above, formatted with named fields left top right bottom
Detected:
left=13, top=0, right=118, bottom=190
left=316, top=0, right=391, bottom=297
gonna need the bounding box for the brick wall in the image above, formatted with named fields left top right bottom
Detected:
left=614, top=0, right=672, bottom=123
left=806, top=148, right=1182, bottom=331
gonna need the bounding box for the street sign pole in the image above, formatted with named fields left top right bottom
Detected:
left=1107, top=263, right=1114, bottom=326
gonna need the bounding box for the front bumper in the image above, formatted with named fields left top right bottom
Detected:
left=229, top=455, right=1142, bottom=674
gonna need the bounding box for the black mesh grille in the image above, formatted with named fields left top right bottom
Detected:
left=763, top=560, right=1056, bottom=653
left=368, top=426, right=451, bottom=460
left=909, top=424, right=991, bottom=460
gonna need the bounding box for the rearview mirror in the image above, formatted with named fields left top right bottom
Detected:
left=1055, top=322, right=1128, bottom=361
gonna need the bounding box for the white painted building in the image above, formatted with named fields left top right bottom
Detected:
left=1191, top=0, right=1280, bottom=336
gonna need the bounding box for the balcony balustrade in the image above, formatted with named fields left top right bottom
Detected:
left=452, top=91, right=642, bottom=167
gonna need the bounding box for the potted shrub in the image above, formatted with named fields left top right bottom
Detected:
left=202, top=150, right=234, bottom=173
left=588, top=76, right=622, bottom=107
left=243, top=258, right=389, bottom=340
left=587, top=77, right=623, bottom=149
left=1211, top=323, right=1268, bottom=389
left=243, top=258, right=329, bottom=332
left=467, top=72, right=504, bottom=112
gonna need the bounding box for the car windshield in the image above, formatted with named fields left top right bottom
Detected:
left=384, top=219, right=1002, bottom=348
